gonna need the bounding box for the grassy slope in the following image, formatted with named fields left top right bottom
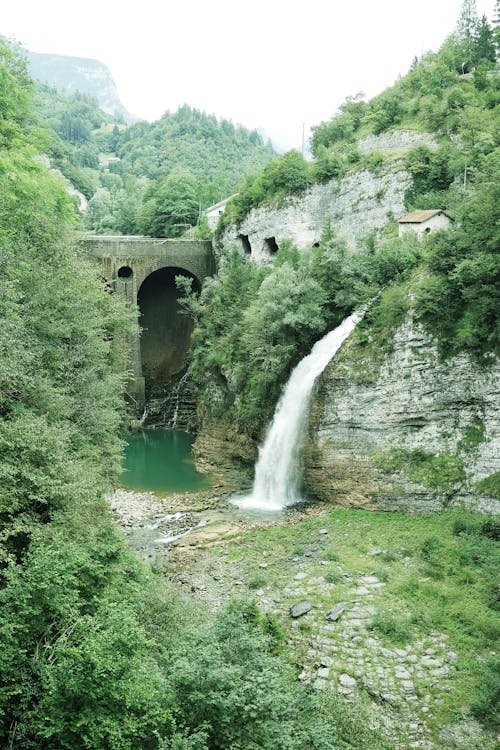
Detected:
left=170, top=507, right=499, bottom=748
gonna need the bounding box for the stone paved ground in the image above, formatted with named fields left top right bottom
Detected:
left=112, top=496, right=497, bottom=750
left=171, top=550, right=468, bottom=750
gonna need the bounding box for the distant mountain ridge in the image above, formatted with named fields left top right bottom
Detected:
left=26, top=50, right=138, bottom=123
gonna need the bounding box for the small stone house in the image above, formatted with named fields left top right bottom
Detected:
left=204, top=195, right=237, bottom=229
left=398, top=209, right=451, bottom=238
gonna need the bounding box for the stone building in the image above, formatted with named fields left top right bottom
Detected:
left=398, top=209, right=451, bottom=237
left=204, top=195, right=236, bottom=229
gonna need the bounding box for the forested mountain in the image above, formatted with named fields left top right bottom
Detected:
left=115, top=104, right=274, bottom=191
left=28, top=74, right=275, bottom=235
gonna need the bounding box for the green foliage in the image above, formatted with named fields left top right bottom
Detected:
left=471, top=657, right=500, bottom=729
left=459, top=418, right=486, bottom=451
left=453, top=513, right=500, bottom=539
left=368, top=611, right=413, bottom=644
left=0, top=39, right=32, bottom=145
left=116, top=104, right=275, bottom=205
left=192, top=229, right=423, bottom=434
left=404, top=144, right=457, bottom=210
left=28, top=78, right=275, bottom=236
left=218, top=150, right=312, bottom=232
left=414, top=148, right=500, bottom=360
left=167, top=599, right=343, bottom=750
left=1, top=44, right=370, bottom=750
left=310, top=93, right=367, bottom=156
left=139, top=171, right=200, bottom=237
left=376, top=449, right=465, bottom=496
left=248, top=573, right=267, bottom=589
left=474, top=472, right=500, bottom=499
left=189, top=245, right=328, bottom=433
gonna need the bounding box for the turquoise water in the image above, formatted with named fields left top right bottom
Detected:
left=120, top=429, right=210, bottom=493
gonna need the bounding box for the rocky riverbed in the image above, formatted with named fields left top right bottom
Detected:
left=108, top=489, right=498, bottom=750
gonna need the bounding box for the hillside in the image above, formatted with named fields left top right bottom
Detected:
left=188, top=9, right=499, bottom=504
left=26, top=71, right=276, bottom=234
left=26, top=50, right=136, bottom=122
left=217, top=9, right=498, bottom=233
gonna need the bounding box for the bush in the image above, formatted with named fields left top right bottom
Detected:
left=368, top=612, right=413, bottom=644
left=471, top=657, right=500, bottom=730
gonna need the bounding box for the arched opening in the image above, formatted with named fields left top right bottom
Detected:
left=238, top=234, right=252, bottom=256
left=263, top=236, right=279, bottom=255
left=137, top=267, right=201, bottom=398
left=117, top=265, right=133, bottom=281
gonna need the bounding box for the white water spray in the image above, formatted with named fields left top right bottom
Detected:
left=234, top=310, right=364, bottom=512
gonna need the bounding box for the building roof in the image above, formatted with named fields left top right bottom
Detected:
left=204, top=194, right=238, bottom=214
left=398, top=209, right=450, bottom=224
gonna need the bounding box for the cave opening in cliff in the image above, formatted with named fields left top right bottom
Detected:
left=137, top=267, right=201, bottom=398
left=263, top=236, right=279, bottom=255
left=238, top=234, right=252, bottom=255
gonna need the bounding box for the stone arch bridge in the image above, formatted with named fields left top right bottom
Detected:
left=81, top=235, right=215, bottom=411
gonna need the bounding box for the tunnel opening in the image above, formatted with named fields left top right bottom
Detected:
left=263, top=236, right=279, bottom=255
left=238, top=234, right=252, bottom=256
left=137, top=267, right=201, bottom=398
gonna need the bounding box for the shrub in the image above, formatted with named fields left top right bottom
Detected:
left=471, top=657, right=500, bottom=730
left=368, top=612, right=413, bottom=644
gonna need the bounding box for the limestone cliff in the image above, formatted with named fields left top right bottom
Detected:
left=27, top=51, right=137, bottom=123
left=217, top=131, right=438, bottom=263
left=304, top=313, right=500, bottom=514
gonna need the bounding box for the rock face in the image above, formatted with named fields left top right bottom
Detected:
left=218, top=166, right=411, bottom=263
left=304, top=314, right=500, bottom=514
left=27, top=51, right=137, bottom=122
left=357, top=130, right=438, bottom=155
left=217, top=131, right=442, bottom=264
left=193, top=420, right=256, bottom=488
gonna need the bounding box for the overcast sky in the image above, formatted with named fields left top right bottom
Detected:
left=2, top=0, right=496, bottom=149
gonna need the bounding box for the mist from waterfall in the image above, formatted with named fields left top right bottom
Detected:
left=234, top=310, right=363, bottom=512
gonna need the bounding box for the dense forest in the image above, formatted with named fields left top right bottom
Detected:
left=188, top=3, right=499, bottom=440
left=0, top=37, right=397, bottom=750
left=24, top=75, right=275, bottom=237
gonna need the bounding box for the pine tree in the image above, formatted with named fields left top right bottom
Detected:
left=474, top=15, right=497, bottom=65
left=457, top=0, right=480, bottom=66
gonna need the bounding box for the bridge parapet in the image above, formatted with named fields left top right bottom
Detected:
left=81, top=235, right=215, bottom=295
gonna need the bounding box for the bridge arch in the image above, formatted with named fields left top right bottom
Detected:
left=137, top=266, right=201, bottom=397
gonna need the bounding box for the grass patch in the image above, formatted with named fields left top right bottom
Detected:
left=186, top=508, right=499, bottom=740
left=248, top=573, right=267, bottom=590
left=368, top=611, right=414, bottom=644
left=324, top=568, right=343, bottom=584
left=375, top=448, right=465, bottom=495
left=475, top=472, right=500, bottom=499
left=459, top=418, right=486, bottom=452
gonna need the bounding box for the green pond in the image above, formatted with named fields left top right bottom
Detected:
left=120, top=429, right=210, bottom=494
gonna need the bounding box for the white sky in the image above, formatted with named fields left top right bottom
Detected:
left=2, top=0, right=495, bottom=150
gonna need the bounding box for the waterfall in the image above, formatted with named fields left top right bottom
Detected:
left=234, top=310, right=364, bottom=512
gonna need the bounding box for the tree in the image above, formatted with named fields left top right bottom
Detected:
left=0, top=39, right=32, bottom=144
left=473, top=15, right=497, bottom=65
left=457, top=0, right=480, bottom=65
left=139, top=172, right=200, bottom=237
